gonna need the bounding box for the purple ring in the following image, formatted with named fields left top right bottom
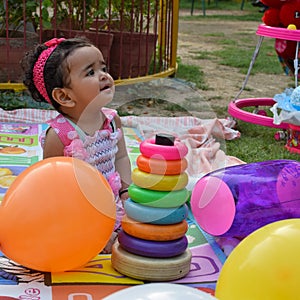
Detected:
left=118, top=230, right=188, bottom=258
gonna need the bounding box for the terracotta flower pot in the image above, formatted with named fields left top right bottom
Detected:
left=107, top=31, right=157, bottom=79
left=40, top=29, right=114, bottom=65
left=0, top=31, right=39, bottom=83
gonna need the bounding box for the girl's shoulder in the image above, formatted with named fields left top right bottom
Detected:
left=48, top=114, right=75, bottom=146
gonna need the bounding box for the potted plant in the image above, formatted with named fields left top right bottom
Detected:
left=0, top=0, right=159, bottom=83
left=39, top=0, right=113, bottom=64
left=0, top=0, right=40, bottom=82
left=95, top=0, right=159, bottom=79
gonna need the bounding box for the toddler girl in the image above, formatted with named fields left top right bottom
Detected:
left=22, top=37, right=131, bottom=253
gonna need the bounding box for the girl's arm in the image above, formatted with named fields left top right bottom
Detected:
left=114, top=115, right=132, bottom=200
left=43, top=127, right=65, bottom=159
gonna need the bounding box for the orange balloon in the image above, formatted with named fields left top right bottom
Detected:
left=0, top=157, right=116, bottom=272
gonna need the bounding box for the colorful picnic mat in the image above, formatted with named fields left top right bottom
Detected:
left=0, top=122, right=226, bottom=299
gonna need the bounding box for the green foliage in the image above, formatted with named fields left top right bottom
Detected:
left=0, top=91, right=52, bottom=111
left=43, top=0, right=108, bottom=30
left=110, top=0, right=158, bottom=32
left=0, top=0, right=41, bottom=36
left=0, top=0, right=110, bottom=36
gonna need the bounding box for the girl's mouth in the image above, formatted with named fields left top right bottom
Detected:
left=100, top=85, right=110, bottom=92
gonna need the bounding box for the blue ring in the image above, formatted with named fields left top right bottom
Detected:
left=118, top=230, right=188, bottom=258
left=124, top=199, right=188, bottom=224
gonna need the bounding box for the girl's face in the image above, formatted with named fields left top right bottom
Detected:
left=65, top=45, right=115, bottom=112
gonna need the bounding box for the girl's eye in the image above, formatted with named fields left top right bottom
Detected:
left=102, top=67, right=107, bottom=73
left=87, top=69, right=95, bottom=76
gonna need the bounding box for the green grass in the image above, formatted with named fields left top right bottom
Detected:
left=180, top=0, right=248, bottom=11
left=192, top=42, right=282, bottom=75
left=209, top=105, right=300, bottom=163
left=176, top=1, right=300, bottom=163
left=183, top=13, right=262, bottom=22
left=214, top=45, right=282, bottom=75
left=226, top=121, right=300, bottom=162
left=213, top=37, right=282, bottom=75
left=175, top=58, right=209, bottom=90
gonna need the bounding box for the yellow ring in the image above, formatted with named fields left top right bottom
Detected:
left=131, top=168, right=188, bottom=191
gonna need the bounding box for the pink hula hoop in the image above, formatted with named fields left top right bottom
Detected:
left=228, top=98, right=289, bottom=129
left=140, top=138, right=188, bottom=161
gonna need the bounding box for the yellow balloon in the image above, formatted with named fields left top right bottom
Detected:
left=215, top=219, right=300, bottom=300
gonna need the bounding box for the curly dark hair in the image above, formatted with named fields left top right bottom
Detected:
left=21, top=37, right=93, bottom=112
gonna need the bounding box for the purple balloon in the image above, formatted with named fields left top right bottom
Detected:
left=191, top=160, right=300, bottom=240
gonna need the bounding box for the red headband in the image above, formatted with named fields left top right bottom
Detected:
left=33, top=38, right=65, bottom=104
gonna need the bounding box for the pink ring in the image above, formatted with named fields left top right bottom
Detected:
left=140, top=138, right=188, bottom=161
left=228, top=98, right=289, bottom=129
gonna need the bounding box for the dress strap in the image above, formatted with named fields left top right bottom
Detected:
left=49, top=114, right=76, bottom=146
left=49, top=108, right=118, bottom=146
left=102, top=108, right=117, bottom=130
left=66, top=118, right=87, bottom=141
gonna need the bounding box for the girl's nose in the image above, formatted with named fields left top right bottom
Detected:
left=99, top=71, right=108, bottom=80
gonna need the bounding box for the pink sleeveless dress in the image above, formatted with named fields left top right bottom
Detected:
left=43, top=108, right=124, bottom=230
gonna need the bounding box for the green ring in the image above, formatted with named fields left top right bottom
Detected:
left=128, top=184, right=190, bottom=208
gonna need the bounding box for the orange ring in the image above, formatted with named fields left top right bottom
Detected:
left=136, top=155, right=188, bottom=175
left=131, top=168, right=188, bottom=191
left=121, top=215, right=188, bottom=241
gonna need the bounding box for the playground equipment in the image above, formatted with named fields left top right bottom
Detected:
left=228, top=24, right=300, bottom=151
left=229, top=25, right=300, bottom=127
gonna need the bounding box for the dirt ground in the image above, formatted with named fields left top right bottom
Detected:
left=177, top=9, right=292, bottom=106
left=113, top=9, right=294, bottom=118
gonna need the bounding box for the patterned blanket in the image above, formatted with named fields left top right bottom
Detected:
left=0, top=109, right=243, bottom=298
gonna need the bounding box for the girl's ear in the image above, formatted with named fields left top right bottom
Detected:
left=52, top=88, right=75, bottom=107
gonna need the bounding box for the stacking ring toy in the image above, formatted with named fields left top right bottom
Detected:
left=118, top=230, right=188, bottom=258
left=137, top=155, right=188, bottom=175
left=121, top=215, right=188, bottom=241
left=140, top=138, right=188, bottom=160
left=128, top=184, right=190, bottom=208
left=124, top=199, right=188, bottom=224
left=131, top=168, right=188, bottom=191
left=111, top=241, right=192, bottom=281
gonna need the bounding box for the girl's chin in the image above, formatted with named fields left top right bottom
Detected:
left=91, top=94, right=114, bottom=107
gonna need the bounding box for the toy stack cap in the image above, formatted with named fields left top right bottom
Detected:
left=111, top=133, right=192, bottom=281
left=155, top=133, right=175, bottom=146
